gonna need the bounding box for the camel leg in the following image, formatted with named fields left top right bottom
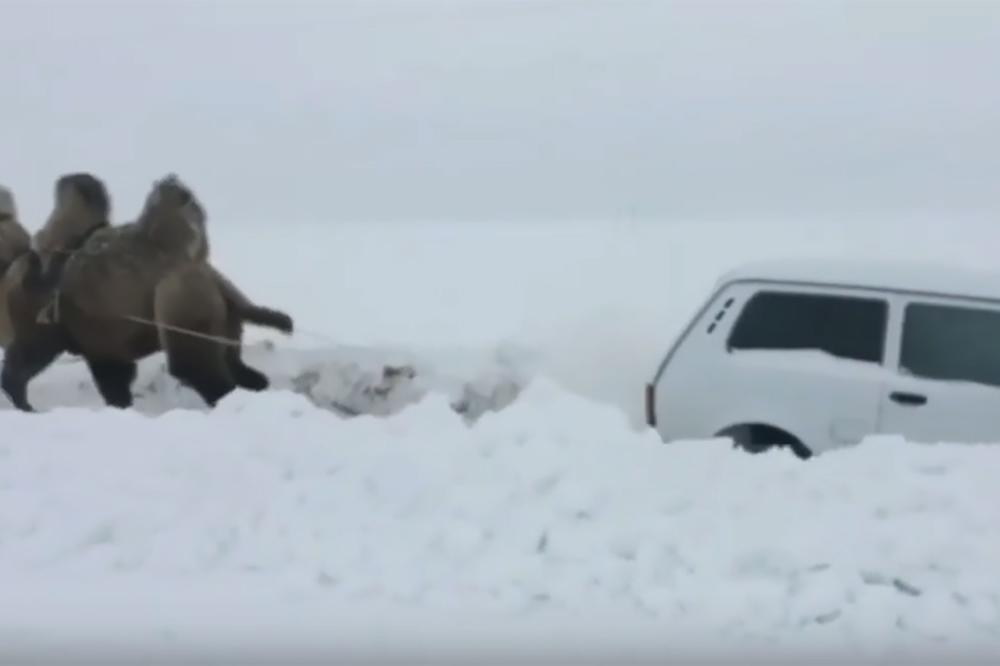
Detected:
left=85, top=358, right=137, bottom=409
left=1, top=337, right=64, bottom=412
left=162, top=332, right=235, bottom=408
left=167, top=356, right=235, bottom=407
left=223, top=316, right=268, bottom=391
left=229, top=356, right=269, bottom=391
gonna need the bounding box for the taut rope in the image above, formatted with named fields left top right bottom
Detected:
left=119, top=313, right=245, bottom=347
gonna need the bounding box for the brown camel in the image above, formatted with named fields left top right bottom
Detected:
left=1, top=174, right=293, bottom=411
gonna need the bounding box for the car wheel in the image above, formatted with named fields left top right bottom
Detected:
left=718, top=423, right=812, bottom=460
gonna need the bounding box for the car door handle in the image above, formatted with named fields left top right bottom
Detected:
left=889, top=391, right=928, bottom=406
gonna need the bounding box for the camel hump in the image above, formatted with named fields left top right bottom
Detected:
left=0, top=184, right=16, bottom=219
left=34, top=173, right=112, bottom=260
left=0, top=185, right=30, bottom=274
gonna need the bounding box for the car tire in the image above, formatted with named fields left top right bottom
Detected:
left=718, top=423, right=812, bottom=460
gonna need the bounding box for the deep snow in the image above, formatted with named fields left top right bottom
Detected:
left=3, top=216, right=1000, bottom=659
left=4, top=0, right=1000, bottom=658
left=1, top=382, right=999, bottom=662
left=2, top=217, right=1000, bottom=660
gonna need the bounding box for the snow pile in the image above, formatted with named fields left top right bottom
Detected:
left=0, top=380, right=997, bottom=660
left=13, top=340, right=536, bottom=423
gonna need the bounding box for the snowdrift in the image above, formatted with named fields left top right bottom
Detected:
left=9, top=340, right=537, bottom=423
left=4, top=219, right=1000, bottom=660
left=0, top=378, right=998, bottom=661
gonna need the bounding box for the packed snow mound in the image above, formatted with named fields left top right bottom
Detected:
left=0, top=380, right=998, bottom=660
left=3, top=340, right=536, bottom=422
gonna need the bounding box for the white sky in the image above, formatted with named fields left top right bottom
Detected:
left=3, top=0, right=999, bottom=225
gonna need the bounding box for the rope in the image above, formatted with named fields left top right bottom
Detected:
left=118, top=313, right=246, bottom=347
left=122, top=316, right=338, bottom=350
left=44, top=300, right=326, bottom=350
left=41, top=319, right=332, bottom=364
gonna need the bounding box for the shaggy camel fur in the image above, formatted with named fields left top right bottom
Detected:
left=1, top=173, right=115, bottom=409
left=32, top=172, right=112, bottom=277
left=0, top=184, right=32, bottom=346
left=1, top=174, right=292, bottom=411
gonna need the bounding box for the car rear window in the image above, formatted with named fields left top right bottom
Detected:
left=728, top=290, right=888, bottom=364
left=900, top=302, right=1000, bottom=388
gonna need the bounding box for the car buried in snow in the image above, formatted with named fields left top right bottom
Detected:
left=644, top=258, right=1000, bottom=459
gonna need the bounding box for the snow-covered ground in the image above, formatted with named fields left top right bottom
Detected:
left=2, top=380, right=1000, bottom=662
left=2, top=219, right=1000, bottom=661
left=5, top=0, right=1000, bottom=659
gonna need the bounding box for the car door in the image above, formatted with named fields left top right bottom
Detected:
left=711, top=285, right=892, bottom=454
left=878, top=296, right=1000, bottom=444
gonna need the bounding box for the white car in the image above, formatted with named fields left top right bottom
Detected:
left=645, top=258, right=1000, bottom=458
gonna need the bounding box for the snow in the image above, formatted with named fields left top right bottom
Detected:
left=728, top=349, right=898, bottom=382
left=4, top=0, right=1000, bottom=660
left=719, top=257, right=1000, bottom=303
left=21, top=341, right=532, bottom=423
left=1, top=382, right=999, bottom=661
left=3, top=218, right=1000, bottom=659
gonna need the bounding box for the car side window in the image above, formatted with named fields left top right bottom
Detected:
left=900, top=302, right=1000, bottom=389
left=727, top=290, right=888, bottom=364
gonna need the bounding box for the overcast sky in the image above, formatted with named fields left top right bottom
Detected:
left=2, top=0, right=999, bottom=225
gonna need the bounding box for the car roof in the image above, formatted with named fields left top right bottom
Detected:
left=717, top=257, right=1000, bottom=303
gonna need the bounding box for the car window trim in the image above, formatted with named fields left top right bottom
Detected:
left=724, top=287, right=890, bottom=365
left=651, top=277, right=1000, bottom=386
